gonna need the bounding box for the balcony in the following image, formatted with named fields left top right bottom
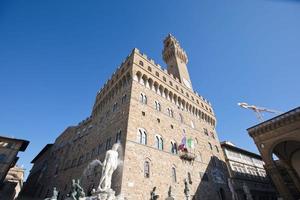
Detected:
left=179, top=150, right=196, bottom=162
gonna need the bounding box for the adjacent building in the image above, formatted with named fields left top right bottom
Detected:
left=0, top=135, right=29, bottom=199
left=247, top=107, right=300, bottom=200
left=221, top=141, right=277, bottom=200
left=23, top=35, right=231, bottom=200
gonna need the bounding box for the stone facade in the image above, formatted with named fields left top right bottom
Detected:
left=247, top=107, right=300, bottom=200
left=23, top=35, right=231, bottom=200
left=221, top=141, right=277, bottom=200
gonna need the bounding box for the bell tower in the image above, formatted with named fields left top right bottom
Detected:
left=162, top=34, right=193, bottom=90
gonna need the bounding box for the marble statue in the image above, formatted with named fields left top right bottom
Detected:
left=150, top=187, right=159, bottom=200
left=97, top=143, right=119, bottom=192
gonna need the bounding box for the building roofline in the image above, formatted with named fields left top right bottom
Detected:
left=247, top=106, right=300, bottom=137
left=0, top=135, right=29, bottom=151
left=31, top=144, right=53, bottom=163
left=221, top=141, right=262, bottom=159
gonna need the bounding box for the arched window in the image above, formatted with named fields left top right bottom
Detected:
left=144, top=161, right=150, bottom=178
left=215, top=145, right=219, bottom=153
left=155, top=135, right=163, bottom=150
left=167, top=108, right=174, bottom=118
left=208, top=142, right=213, bottom=150
left=171, top=141, right=178, bottom=154
left=139, top=60, right=144, bottom=66
left=155, top=101, right=161, bottom=111
left=179, top=113, right=184, bottom=123
left=172, top=167, right=177, bottom=183
left=116, top=130, right=122, bottom=143
left=138, top=128, right=147, bottom=145
left=122, top=94, right=127, bottom=104
left=140, top=93, right=147, bottom=104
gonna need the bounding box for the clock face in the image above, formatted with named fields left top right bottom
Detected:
left=183, top=78, right=192, bottom=89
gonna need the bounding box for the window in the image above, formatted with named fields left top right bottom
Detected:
left=170, top=125, right=174, bottom=129
left=155, top=71, right=159, bottom=77
left=215, top=145, right=219, bottom=153
left=140, top=93, right=147, bottom=104
left=172, top=167, right=177, bottom=183
left=210, top=132, right=215, bottom=139
left=144, top=161, right=150, bottom=178
left=203, top=128, right=209, bottom=136
left=139, top=61, right=144, bottom=66
left=116, top=130, right=122, bottom=143
left=138, top=128, right=147, bottom=145
left=208, top=142, right=213, bottom=150
left=167, top=108, right=174, bottom=117
left=171, top=141, right=178, bottom=154
left=112, top=102, right=118, bottom=112
left=106, top=137, right=112, bottom=150
left=163, top=76, right=166, bottom=82
left=147, top=66, right=152, bottom=72
left=155, top=101, right=161, bottom=111
left=179, top=113, right=184, bottom=123
left=142, top=111, right=145, bottom=116
left=188, top=172, right=192, bottom=184
left=157, top=118, right=160, bottom=123
left=0, top=154, right=7, bottom=163
left=155, top=135, right=163, bottom=150
left=122, top=94, right=127, bottom=104
left=169, top=81, right=173, bottom=86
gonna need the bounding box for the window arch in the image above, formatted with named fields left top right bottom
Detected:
left=179, top=113, right=184, bottom=123
left=172, top=166, right=177, bottom=183
left=155, top=101, right=161, bottom=111
left=167, top=108, right=174, bottom=118
left=208, top=142, right=213, bottom=150
left=138, top=128, right=147, bottom=145
left=171, top=141, right=178, bottom=154
left=144, top=161, right=150, bottom=178
left=140, top=93, right=147, bottom=104
left=155, top=135, right=163, bottom=150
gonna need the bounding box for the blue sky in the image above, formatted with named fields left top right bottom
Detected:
left=0, top=0, right=299, bottom=177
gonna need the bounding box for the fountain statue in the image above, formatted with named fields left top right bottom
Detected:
left=90, top=143, right=123, bottom=200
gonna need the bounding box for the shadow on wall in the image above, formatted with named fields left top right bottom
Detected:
left=193, top=156, right=231, bottom=200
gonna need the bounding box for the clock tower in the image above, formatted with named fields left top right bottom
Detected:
left=162, top=34, right=193, bottom=90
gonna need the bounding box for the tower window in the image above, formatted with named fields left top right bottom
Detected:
left=208, top=142, right=213, bottom=150
left=167, top=108, right=174, bottom=117
left=155, top=101, right=161, bottom=111
left=140, top=93, right=147, bottom=104
left=163, top=76, right=166, bottom=82
left=203, top=128, right=209, bottom=136
left=215, top=145, right=219, bottom=153
left=139, top=61, right=144, bottom=66
left=155, top=72, right=159, bottom=77
left=147, top=66, right=152, bottom=72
